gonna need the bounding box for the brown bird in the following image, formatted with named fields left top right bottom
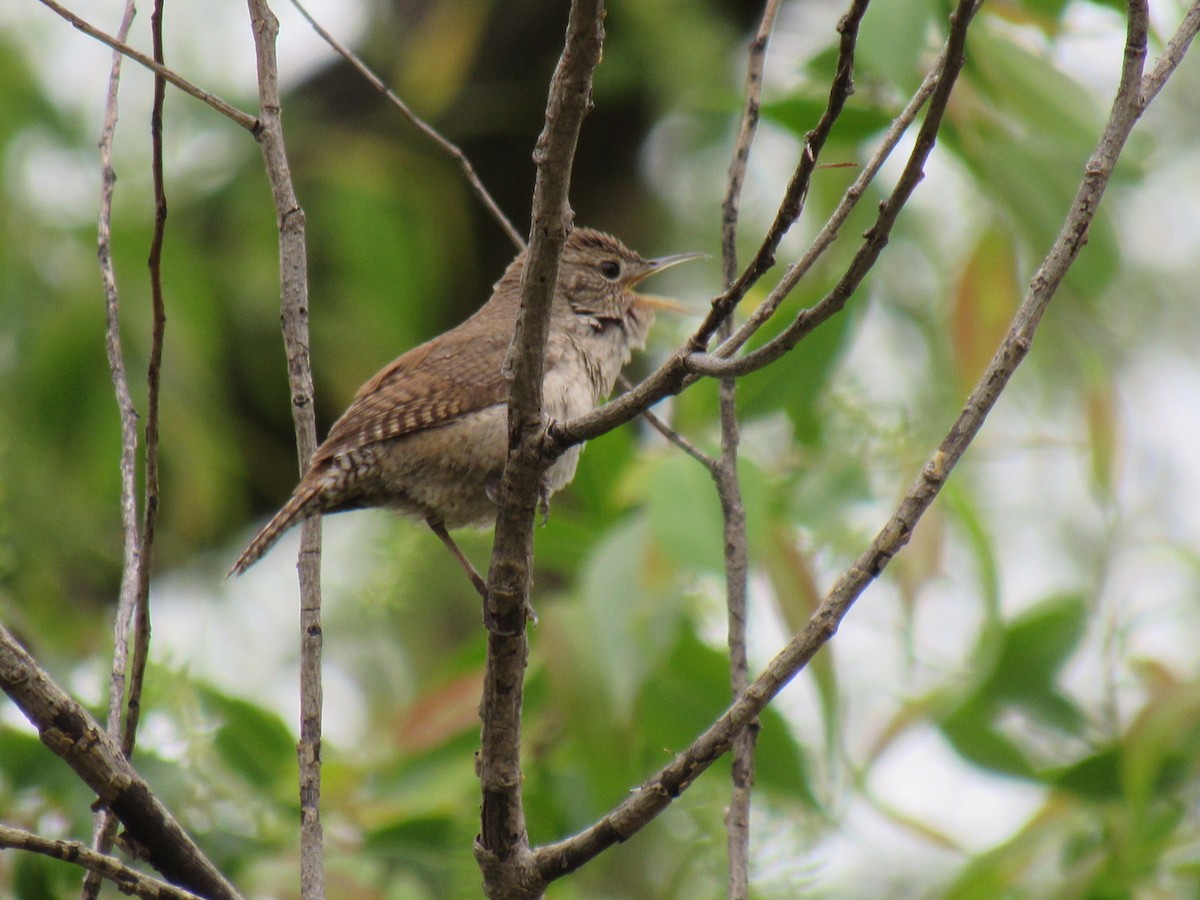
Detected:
left=230, top=228, right=702, bottom=589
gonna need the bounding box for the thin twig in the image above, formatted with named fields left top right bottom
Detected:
left=697, top=0, right=873, bottom=348
left=286, top=0, right=524, bottom=251
left=547, top=0, right=871, bottom=452
left=90, top=2, right=141, bottom=895
left=244, top=2, right=325, bottom=897
left=712, top=26, right=954, bottom=360
left=1139, top=0, right=1200, bottom=104
left=617, top=375, right=717, bottom=471
left=129, top=0, right=170, bottom=764
left=87, top=1, right=172, bottom=889
left=720, top=0, right=783, bottom=274
left=1, top=824, right=205, bottom=900
left=718, top=1, right=782, bottom=894
left=36, top=0, right=259, bottom=133
left=475, top=1, right=605, bottom=896
left=529, top=0, right=1182, bottom=880
left=716, top=381, right=755, bottom=900
left=0, top=625, right=242, bottom=898
left=689, top=3, right=982, bottom=379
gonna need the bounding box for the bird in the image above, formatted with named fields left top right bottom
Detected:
left=229, top=227, right=702, bottom=589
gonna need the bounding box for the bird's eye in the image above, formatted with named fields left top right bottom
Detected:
left=598, top=260, right=621, bottom=280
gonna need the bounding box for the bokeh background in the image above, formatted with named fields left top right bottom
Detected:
left=3, top=0, right=1200, bottom=896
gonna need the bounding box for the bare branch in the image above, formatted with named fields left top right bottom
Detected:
left=529, top=0, right=1178, bottom=879
left=286, top=0, right=525, bottom=251
left=476, top=1, right=605, bottom=896
left=0, top=625, right=242, bottom=899
left=36, top=0, right=259, bottom=133
left=717, top=401, right=756, bottom=900
left=96, top=0, right=138, bottom=765
left=88, top=0, right=172, bottom=888
left=1, top=824, right=205, bottom=900
left=547, top=0, right=871, bottom=451
left=688, top=0, right=984, bottom=381
left=713, top=26, right=956, bottom=361
left=721, top=0, right=784, bottom=279
left=244, top=2, right=324, bottom=896
left=718, top=2, right=783, bottom=894
left=1139, top=0, right=1200, bottom=104
left=90, top=3, right=143, bottom=893
left=130, top=0, right=171, bottom=765
left=617, top=375, right=717, bottom=471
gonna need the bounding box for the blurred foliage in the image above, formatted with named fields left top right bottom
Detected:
left=3, top=0, right=1200, bottom=897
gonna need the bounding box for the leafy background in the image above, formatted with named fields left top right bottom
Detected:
left=3, top=0, right=1200, bottom=896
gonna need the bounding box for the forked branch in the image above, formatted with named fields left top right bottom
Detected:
left=526, top=0, right=1186, bottom=884
left=476, top=1, right=605, bottom=896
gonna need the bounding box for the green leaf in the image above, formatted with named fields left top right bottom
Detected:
left=986, top=593, right=1088, bottom=713
left=573, top=515, right=688, bottom=721
left=1051, top=746, right=1123, bottom=800
left=940, top=701, right=1036, bottom=779
left=856, top=0, right=936, bottom=93
left=640, top=453, right=724, bottom=572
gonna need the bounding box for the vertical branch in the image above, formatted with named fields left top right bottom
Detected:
left=245, top=2, right=324, bottom=897
left=89, top=2, right=143, bottom=895
left=89, top=0, right=172, bottom=883
left=96, top=0, right=138, bottom=755
left=476, top=1, right=604, bottom=897
left=127, top=0, right=168, bottom=764
left=718, top=3, right=779, bottom=896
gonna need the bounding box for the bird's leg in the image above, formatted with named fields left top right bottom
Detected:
left=426, top=519, right=487, bottom=599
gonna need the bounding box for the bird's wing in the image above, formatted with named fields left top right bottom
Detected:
left=314, top=318, right=514, bottom=463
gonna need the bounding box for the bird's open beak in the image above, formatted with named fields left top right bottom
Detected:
left=631, top=250, right=706, bottom=313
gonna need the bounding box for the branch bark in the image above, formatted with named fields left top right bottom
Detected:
left=90, top=1, right=157, bottom=892
left=0, top=625, right=242, bottom=899
left=717, top=2, right=782, bottom=895
left=286, top=0, right=524, bottom=252
left=546, top=0, right=872, bottom=451
left=475, top=1, right=605, bottom=897
left=0, top=825, right=204, bottom=900
left=527, top=0, right=1192, bottom=883
left=36, top=0, right=259, bottom=133
left=244, top=2, right=325, bottom=897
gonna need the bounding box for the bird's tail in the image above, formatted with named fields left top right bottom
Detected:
left=228, top=482, right=324, bottom=577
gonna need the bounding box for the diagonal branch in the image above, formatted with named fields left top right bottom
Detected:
left=36, top=0, right=259, bottom=133
left=0, top=824, right=205, bottom=900
left=0, top=625, right=242, bottom=899
left=618, top=375, right=717, bottom=471
left=286, top=0, right=524, bottom=251
left=547, top=0, right=871, bottom=452
left=712, top=19, right=959, bottom=361
left=686, top=0, right=978, bottom=380
left=529, top=0, right=1178, bottom=881
left=698, top=0, right=872, bottom=349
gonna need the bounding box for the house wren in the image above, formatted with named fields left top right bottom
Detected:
left=230, top=227, right=702, bottom=585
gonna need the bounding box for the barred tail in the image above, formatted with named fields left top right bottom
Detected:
left=228, top=482, right=324, bottom=577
